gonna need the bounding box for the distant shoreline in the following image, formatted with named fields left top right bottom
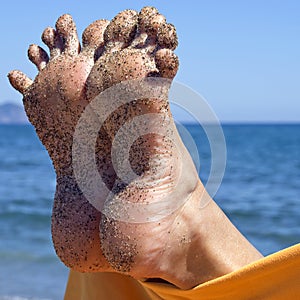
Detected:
left=0, top=103, right=29, bottom=125
left=0, top=103, right=299, bottom=125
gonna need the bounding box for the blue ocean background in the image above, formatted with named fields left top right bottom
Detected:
left=0, top=124, right=299, bottom=299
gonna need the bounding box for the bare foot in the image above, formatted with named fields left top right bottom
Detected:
left=79, top=7, right=200, bottom=280
left=8, top=14, right=112, bottom=271
left=9, top=14, right=110, bottom=175
left=9, top=7, right=262, bottom=289
left=8, top=6, right=194, bottom=273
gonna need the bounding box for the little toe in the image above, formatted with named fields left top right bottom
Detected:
left=155, top=49, right=179, bottom=79
left=56, top=14, right=80, bottom=56
left=42, top=27, right=63, bottom=59
left=8, top=70, right=33, bottom=95
left=28, top=44, right=49, bottom=70
left=103, top=9, right=138, bottom=50
left=82, top=19, right=110, bottom=60
left=158, top=23, right=178, bottom=51
left=138, top=6, right=166, bottom=37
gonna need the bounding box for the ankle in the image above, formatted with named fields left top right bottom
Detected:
left=156, top=182, right=262, bottom=289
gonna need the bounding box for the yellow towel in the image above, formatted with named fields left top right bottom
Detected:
left=64, top=243, right=300, bottom=300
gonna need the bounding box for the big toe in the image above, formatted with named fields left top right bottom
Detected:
left=82, top=19, right=109, bottom=60
left=103, top=9, right=138, bottom=50
left=136, top=6, right=178, bottom=51
left=82, top=19, right=109, bottom=48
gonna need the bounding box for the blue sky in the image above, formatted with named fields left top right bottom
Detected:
left=1, top=0, right=299, bottom=122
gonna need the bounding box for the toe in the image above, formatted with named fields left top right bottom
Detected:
left=56, top=14, right=80, bottom=56
left=8, top=70, right=33, bottom=94
left=104, top=9, right=138, bottom=50
left=82, top=19, right=110, bottom=60
left=138, top=6, right=166, bottom=37
left=82, top=19, right=109, bottom=48
left=28, top=44, right=49, bottom=70
left=42, top=27, right=63, bottom=59
left=155, top=49, right=179, bottom=79
left=157, top=23, right=178, bottom=51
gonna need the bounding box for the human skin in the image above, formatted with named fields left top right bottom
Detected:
left=8, top=7, right=262, bottom=289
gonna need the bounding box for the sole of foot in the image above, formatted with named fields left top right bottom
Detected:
left=8, top=6, right=199, bottom=281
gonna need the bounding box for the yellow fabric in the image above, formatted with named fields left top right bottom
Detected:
left=64, top=271, right=161, bottom=300
left=64, top=243, right=300, bottom=300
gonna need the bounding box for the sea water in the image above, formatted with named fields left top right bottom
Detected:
left=0, top=124, right=299, bottom=299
